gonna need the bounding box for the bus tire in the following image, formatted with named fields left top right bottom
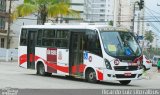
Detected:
left=37, top=63, right=45, bottom=76
left=119, top=80, right=131, bottom=85
left=37, top=63, right=51, bottom=76
left=86, top=69, right=97, bottom=83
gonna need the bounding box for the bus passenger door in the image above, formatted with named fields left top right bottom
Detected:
left=69, top=32, right=84, bottom=77
left=27, top=30, right=36, bottom=69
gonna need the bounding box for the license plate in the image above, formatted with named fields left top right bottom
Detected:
left=132, top=63, right=138, bottom=66
left=124, top=73, right=132, bottom=76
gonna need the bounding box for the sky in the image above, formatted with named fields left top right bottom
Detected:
left=145, top=0, right=160, bottom=37
left=144, top=0, right=160, bottom=47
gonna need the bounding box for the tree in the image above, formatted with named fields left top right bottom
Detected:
left=144, top=30, right=154, bottom=43
left=12, top=0, right=79, bottom=24
left=144, top=30, right=154, bottom=58
left=108, top=20, right=113, bottom=26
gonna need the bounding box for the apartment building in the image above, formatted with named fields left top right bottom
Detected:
left=84, top=0, right=114, bottom=23
left=116, top=0, right=132, bottom=29
left=0, top=0, right=7, bottom=48
left=64, top=0, right=84, bottom=23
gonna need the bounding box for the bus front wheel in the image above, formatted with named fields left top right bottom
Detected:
left=119, top=80, right=131, bottom=85
left=86, top=69, right=97, bottom=83
left=37, top=63, right=51, bottom=76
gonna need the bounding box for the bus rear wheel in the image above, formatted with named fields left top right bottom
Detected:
left=119, top=80, right=131, bottom=85
left=37, top=63, right=51, bottom=76
left=86, top=69, right=97, bottom=83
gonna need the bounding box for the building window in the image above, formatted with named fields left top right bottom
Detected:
left=100, top=9, right=105, bottom=12
left=100, top=14, right=105, bottom=17
left=101, top=0, right=106, bottom=2
left=100, top=19, right=105, bottom=21
left=0, top=17, right=5, bottom=30
left=0, top=0, right=6, bottom=12
left=1, top=38, right=5, bottom=48
left=101, top=4, right=105, bottom=7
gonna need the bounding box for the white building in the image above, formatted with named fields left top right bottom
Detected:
left=8, top=0, right=37, bottom=48
left=116, top=0, right=132, bottom=29
left=65, top=0, right=84, bottom=23
left=0, top=0, right=7, bottom=48
left=84, top=0, right=114, bottom=23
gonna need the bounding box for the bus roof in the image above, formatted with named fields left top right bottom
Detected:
left=21, top=24, right=129, bottom=31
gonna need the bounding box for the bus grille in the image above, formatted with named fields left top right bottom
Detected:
left=115, top=74, right=136, bottom=78
left=114, top=66, right=138, bottom=71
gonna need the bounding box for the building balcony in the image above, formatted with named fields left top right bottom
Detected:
left=0, top=29, right=7, bottom=34
left=0, top=11, right=9, bottom=17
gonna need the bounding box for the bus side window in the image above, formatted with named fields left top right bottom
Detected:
left=42, top=29, right=56, bottom=47
left=20, top=29, right=28, bottom=46
left=56, top=30, right=69, bottom=48
left=37, top=29, right=42, bottom=46
left=84, top=30, right=102, bottom=57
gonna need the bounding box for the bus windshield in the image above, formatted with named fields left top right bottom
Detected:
left=100, top=31, right=141, bottom=57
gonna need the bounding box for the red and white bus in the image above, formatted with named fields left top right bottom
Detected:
left=18, top=24, right=144, bottom=85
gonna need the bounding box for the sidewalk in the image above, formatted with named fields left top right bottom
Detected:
left=0, top=61, right=17, bottom=64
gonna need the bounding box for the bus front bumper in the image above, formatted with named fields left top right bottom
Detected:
left=102, top=69, right=143, bottom=81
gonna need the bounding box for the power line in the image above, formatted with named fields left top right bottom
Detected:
left=145, top=6, right=160, bottom=15
left=15, top=17, right=160, bottom=22
left=149, top=23, right=160, bottom=38
left=145, top=11, right=160, bottom=35
left=145, top=6, right=160, bottom=25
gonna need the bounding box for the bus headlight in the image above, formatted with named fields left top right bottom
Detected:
left=104, top=59, right=112, bottom=70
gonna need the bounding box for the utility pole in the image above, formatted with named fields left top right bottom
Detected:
left=141, top=7, right=145, bottom=52
left=117, top=0, right=121, bottom=27
left=132, top=1, right=139, bottom=33
left=132, top=2, right=136, bottom=33
left=113, top=0, right=117, bottom=27
left=137, top=13, right=140, bottom=35
left=6, top=0, right=12, bottom=49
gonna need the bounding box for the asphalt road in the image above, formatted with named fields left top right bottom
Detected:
left=0, top=62, right=160, bottom=89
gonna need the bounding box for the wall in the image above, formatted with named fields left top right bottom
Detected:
left=0, top=48, right=18, bottom=61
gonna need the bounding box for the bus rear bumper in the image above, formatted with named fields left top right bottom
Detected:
left=102, top=69, right=143, bottom=81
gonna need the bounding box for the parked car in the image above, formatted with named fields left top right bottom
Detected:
left=152, top=55, right=160, bottom=66
left=142, top=55, right=152, bottom=70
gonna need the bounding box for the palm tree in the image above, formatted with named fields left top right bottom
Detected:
left=144, top=30, right=154, bottom=43
left=12, top=0, right=79, bottom=24
left=144, top=30, right=154, bottom=58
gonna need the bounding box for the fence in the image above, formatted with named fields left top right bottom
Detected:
left=0, top=48, right=18, bottom=62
